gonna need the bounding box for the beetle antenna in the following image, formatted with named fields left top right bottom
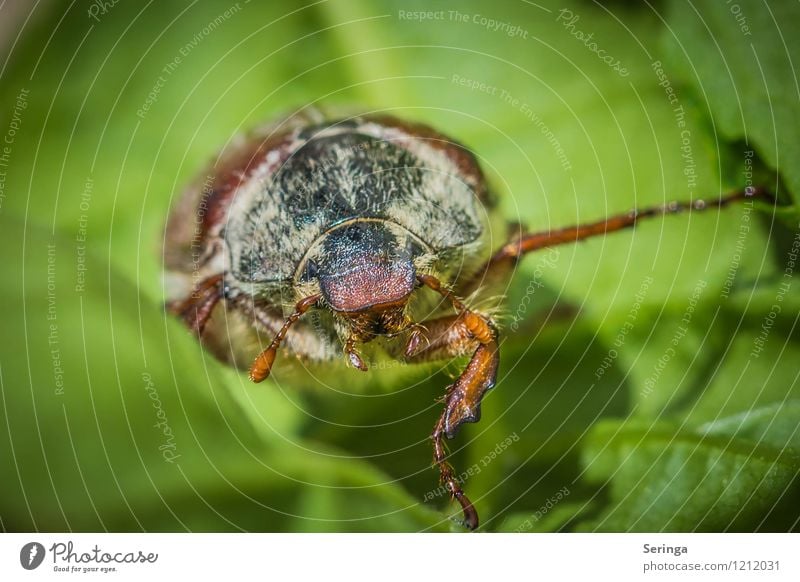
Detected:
left=249, top=293, right=321, bottom=382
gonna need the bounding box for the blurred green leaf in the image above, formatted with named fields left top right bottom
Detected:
left=0, top=0, right=797, bottom=533
left=662, top=0, right=800, bottom=218
left=580, top=402, right=800, bottom=531
left=497, top=500, right=594, bottom=533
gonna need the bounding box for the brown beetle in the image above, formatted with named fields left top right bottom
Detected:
left=164, top=109, right=770, bottom=530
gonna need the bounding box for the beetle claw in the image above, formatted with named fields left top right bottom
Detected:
left=404, top=328, right=423, bottom=358
left=404, top=324, right=432, bottom=358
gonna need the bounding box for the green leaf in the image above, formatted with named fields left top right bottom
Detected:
left=580, top=403, right=800, bottom=532
left=662, top=0, right=800, bottom=216
left=497, top=499, right=593, bottom=533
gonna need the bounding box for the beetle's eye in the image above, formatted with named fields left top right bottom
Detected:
left=299, top=259, right=319, bottom=282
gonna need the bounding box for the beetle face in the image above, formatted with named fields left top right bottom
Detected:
left=313, top=221, right=417, bottom=314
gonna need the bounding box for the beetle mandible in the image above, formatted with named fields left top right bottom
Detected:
left=164, top=109, right=771, bottom=530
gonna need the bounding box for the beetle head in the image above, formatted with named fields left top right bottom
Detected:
left=305, top=221, right=420, bottom=318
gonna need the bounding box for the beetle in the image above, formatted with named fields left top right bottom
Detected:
left=164, top=109, right=771, bottom=530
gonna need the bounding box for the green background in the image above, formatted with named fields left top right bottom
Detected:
left=0, top=0, right=798, bottom=532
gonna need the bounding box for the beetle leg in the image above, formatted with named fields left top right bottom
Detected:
left=482, top=187, right=774, bottom=278
left=430, top=340, right=499, bottom=531
left=249, top=293, right=321, bottom=382
left=418, top=273, right=500, bottom=433
left=417, top=273, right=500, bottom=530
left=432, top=412, right=479, bottom=531
left=403, top=314, right=477, bottom=362
left=167, top=274, right=224, bottom=335
left=344, top=335, right=368, bottom=371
